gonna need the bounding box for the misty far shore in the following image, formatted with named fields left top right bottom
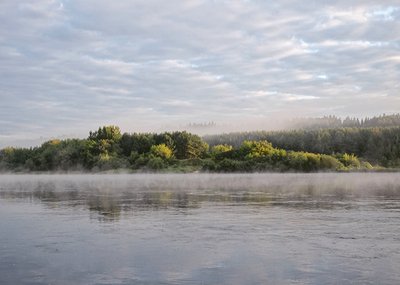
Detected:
left=1, top=114, right=400, bottom=173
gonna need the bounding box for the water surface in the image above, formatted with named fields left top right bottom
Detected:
left=1, top=173, right=400, bottom=284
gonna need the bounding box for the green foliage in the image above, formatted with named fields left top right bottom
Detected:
left=361, top=161, right=373, bottom=169
left=150, top=144, right=173, bottom=160
left=89, top=126, right=122, bottom=142
left=240, top=140, right=275, bottom=159
left=85, top=126, right=124, bottom=168
left=171, top=131, right=209, bottom=159
left=338, top=153, right=361, bottom=169
left=215, top=159, right=243, bottom=172
left=0, top=147, right=32, bottom=171
left=132, top=154, right=149, bottom=169
left=57, top=139, right=86, bottom=170
left=210, top=144, right=233, bottom=157
left=95, top=156, right=129, bottom=171
left=0, top=125, right=387, bottom=173
left=320, top=154, right=343, bottom=170
left=201, top=158, right=217, bottom=171
left=201, top=140, right=347, bottom=172
left=204, top=126, right=400, bottom=167
left=147, top=157, right=166, bottom=170
left=286, top=151, right=341, bottom=172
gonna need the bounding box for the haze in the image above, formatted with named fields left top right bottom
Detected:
left=2, top=173, right=400, bottom=198
left=1, top=0, right=399, bottom=147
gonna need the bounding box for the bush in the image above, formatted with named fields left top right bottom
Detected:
left=95, top=156, right=129, bottom=171
left=147, top=157, right=166, bottom=170
left=201, top=159, right=217, bottom=171
left=338, top=153, right=361, bottom=169
left=215, top=159, right=242, bottom=172
left=210, top=144, right=233, bottom=159
left=320, top=155, right=343, bottom=170
left=150, top=144, right=173, bottom=160
left=132, top=154, right=149, bottom=169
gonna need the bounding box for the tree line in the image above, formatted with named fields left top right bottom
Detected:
left=0, top=125, right=377, bottom=172
left=204, top=127, right=400, bottom=168
left=289, top=114, right=400, bottom=130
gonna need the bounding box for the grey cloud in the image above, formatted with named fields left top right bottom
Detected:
left=0, top=0, right=399, bottom=147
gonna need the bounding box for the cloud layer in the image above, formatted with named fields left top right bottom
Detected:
left=0, top=0, right=399, bottom=146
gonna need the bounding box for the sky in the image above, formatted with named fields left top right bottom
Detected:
left=0, top=0, right=399, bottom=147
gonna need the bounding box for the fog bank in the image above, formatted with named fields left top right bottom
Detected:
left=1, top=173, right=400, bottom=199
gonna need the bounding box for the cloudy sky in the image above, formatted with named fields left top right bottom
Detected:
left=0, top=0, right=399, bottom=146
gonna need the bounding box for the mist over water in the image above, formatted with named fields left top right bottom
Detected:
left=2, top=173, right=400, bottom=198
left=1, top=173, right=400, bottom=284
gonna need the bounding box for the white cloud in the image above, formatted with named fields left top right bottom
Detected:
left=281, top=94, right=320, bottom=102
left=0, top=0, right=399, bottom=146
left=367, top=6, right=399, bottom=21
left=245, top=91, right=278, bottom=98
left=317, top=74, right=328, bottom=80
left=319, top=40, right=390, bottom=48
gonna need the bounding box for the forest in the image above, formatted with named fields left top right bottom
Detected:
left=0, top=114, right=399, bottom=172
left=0, top=129, right=388, bottom=172
left=205, top=115, right=400, bottom=168
left=287, top=113, right=400, bottom=130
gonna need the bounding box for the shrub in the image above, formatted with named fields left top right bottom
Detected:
left=150, top=144, right=173, bottom=160
left=147, top=157, right=166, bottom=170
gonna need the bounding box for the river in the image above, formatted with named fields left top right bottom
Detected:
left=0, top=173, right=399, bottom=284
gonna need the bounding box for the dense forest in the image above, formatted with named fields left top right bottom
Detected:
left=0, top=124, right=390, bottom=173
left=204, top=127, right=400, bottom=168
left=288, top=114, right=400, bottom=130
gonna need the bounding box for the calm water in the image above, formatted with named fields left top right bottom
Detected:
left=1, top=173, right=400, bottom=285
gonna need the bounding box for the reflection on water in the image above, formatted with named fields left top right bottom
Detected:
left=1, top=187, right=393, bottom=222
left=0, top=173, right=400, bottom=284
